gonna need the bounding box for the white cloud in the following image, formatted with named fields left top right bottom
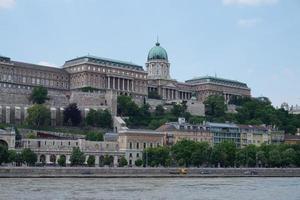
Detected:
left=38, top=61, right=57, bottom=67
left=0, top=0, right=15, bottom=9
left=237, top=18, right=261, bottom=28
left=223, top=0, right=278, bottom=6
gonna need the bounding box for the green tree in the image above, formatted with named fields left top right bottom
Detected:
left=268, top=149, right=281, bottom=167
left=191, top=142, right=210, bottom=167
left=26, top=104, right=51, bottom=128
left=204, top=95, right=227, bottom=121
left=21, top=148, right=37, bottom=166
left=135, top=159, right=143, bottom=167
left=0, top=145, right=8, bottom=165
left=15, top=153, right=23, bottom=166
left=70, top=147, right=86, bottom=166
left=30, top=86, right=49, bottom=104
left=85, top=132, right=104, bottom=141
left=7, top=150, right=17, bottom=163
left=256, top=150, right=267, bottom=167
left=171, top=103, right=187, bottom=117
left=211, top=141, right=236, bottom=167
left=171, top=140, right=197, bottom=167
left=155, top=105, right=165, bottom=116
left=119, top=156, right=128, bottom=167
left=148, top=91, right=162, bottom=99
left=63, top=103, right=82, bottom=126
left=144, top=146, right=171, bottom=167
left=117, top=95, right=139, bottom=116
left=103, top=155, right=113, bottom=166
left=58, top=155, right=66, bottom=167
left=87, top=155, right=95, bottom=167
left=236, top=145, right=257, bottom=167
left=281, top=148, right=296, bottom=167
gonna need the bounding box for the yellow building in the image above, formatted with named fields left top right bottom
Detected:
left=157, top=118, right=213, bottom=146
left=239, top=125, right=270, bottom=147
left=118, top=129, right=164, bottom=166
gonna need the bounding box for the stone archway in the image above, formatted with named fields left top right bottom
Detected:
left=50, top=155, right=56, bottom=164
left=99, top=155, right=104, bottom=167
left=40, top=155, right=46, bottom=164
left=0, top=140, right=8, bottom=149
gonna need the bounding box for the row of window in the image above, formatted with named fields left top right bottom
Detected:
left=70, top=65, right=147, bottom=79
left=129, top=142, right=160, bottom=149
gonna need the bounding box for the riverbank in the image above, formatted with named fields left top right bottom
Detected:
left=0, top=167, right=300, bottom=178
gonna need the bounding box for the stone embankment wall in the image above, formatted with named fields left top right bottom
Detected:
left=0, top=167, right=299, bottom=178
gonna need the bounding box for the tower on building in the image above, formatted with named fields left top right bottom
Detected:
left=146, top=41, right=170, bottom=80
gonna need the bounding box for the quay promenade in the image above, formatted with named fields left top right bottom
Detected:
left=0, top=167, right=300, bottom=178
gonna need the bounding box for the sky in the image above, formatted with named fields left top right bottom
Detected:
left=0, top=0, right=299, bottom=107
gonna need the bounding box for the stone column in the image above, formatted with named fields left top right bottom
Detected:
left=5, top=106, right=10, bottom=124
left=113, top=155, right=118, bottom=167
left=24, top=107, right=28, bottom=120
left=0, top=106, right=2, bottom=123
left=115, top=77, right=119, bottom=90
left=46, top=155, right=51, bottom=164
left=108, top=76, right=111, bottom=89
left=15, top=106, right=21, bottom=125
left=112, top=77, right=115, bottom=89
left=127, top=79, right=130, bottom=91
left=50, top=107, right=57, bottom=126
left=66, top=155, right=71, bottom=164
left=95, top=156, right=99, bottom=166
left=131, top=80, right=134, bottom=92
left=122, top=79, right=125, bottom=91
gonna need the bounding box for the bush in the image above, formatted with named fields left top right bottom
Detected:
left=70, top=147, right=86, bottom=166
left=26, top=104, right=51, bottom=128
left=119, top=156, right=128, bottom=167
left=58, top=155, right=66, bottom=167
left=87, top=155, right=95, bottom=167
left=85, top=132, right=104, bottom=141
left=135, top=159, right=143, bottom=167
left=63, top=103, right=82, bottom=126
left=21, top=148, right=37, bottom=166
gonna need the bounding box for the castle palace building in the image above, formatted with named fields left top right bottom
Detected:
left=146, top=42, right=250, bottom=102
left=0, top=41, right=251, bottom=116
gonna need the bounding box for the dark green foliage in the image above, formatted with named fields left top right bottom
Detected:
left=63, top=103, right=82, bottom=126
left=30, top=86, right=49, bottom=104
left=135, top=159, right=143, bottom=167
left=21, top=148, right=37, bottom=166
left=171, top=102, right=188, bottom=117
left=143, top=146, right=171, bottom=167
left=58, top=155, right=66, bottom=167
left=0, top=145, right=8, bottom=165
left=7, top=150, right=17, bottom=163
left=119, top=156, right=128, bottom=167
left=210, top=141, right=237, bottom=167
left=148, top=91, right=162, bottom=99
left=155, top=105, right=165, bottom=116
left=236, top=145, right=257, bottom=167
left=26, top=104, right=51, bottom=128
left=204, top=95, right=227, bottom=121
left=70, top=147, right=85, bottom=166
left=85, top=109, right=112, bottom=128
left=103, top=155, right=113, bottom=166
left=81, top=87, right=100, bottom=93
left=85, top=131, right=104, bottom=141
left=87, top=155, right=95, bottom=167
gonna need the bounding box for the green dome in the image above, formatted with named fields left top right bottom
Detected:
left=147, top=42, right=168, bottom=61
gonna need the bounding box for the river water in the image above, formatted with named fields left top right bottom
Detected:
left=0, top=177, right=299, bottom=200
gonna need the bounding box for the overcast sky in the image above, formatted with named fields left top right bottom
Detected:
left=0, top=0, right=299, bottom=106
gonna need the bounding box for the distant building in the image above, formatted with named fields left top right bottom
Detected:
left=156, top=118, right=213, bottom=146
left=284, top=135, right=300, bottom=145
left=118, top=129, right=164, bottom=166
left=270, top=130, right=285, bottom=144
left=206, top=122, right=241, bottom=147
left=239, top=125, right=269, bottom=148
left=185, top=76, right=251, bottom=103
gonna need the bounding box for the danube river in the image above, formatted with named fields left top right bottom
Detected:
left=0, top=177, right=299, bottom=200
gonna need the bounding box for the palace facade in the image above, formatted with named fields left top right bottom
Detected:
left=0, top=41, right=251, bottom=114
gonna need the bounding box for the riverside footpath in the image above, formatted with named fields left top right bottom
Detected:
left=0, top=167, right=300, bottom=178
